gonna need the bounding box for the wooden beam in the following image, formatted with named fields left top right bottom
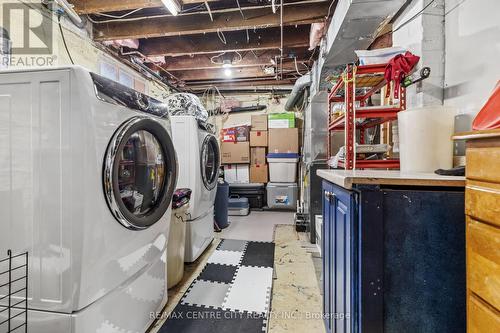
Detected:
left=93, top=2, right=328, bottom=40
left=176, top=63, right=308, bottom=81
left=140, top=26, right=310, bottom=57
left=70, top=0, right=216, bottom=14
left=161, top=49, right=311, bottom=70
left=177, top=67, right=274, bottom=81
left=187, top=78, right=295, bottom=90
left=70, top=0, right=162, bottom=14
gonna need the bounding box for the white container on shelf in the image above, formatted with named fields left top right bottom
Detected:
left=398, top=106, right=456, bottom=172
left=267, top=153, right=300, bottom=182
left=354, top=46, right=406, bottom=65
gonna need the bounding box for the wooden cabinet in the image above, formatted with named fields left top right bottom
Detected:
left=456, top=129, right=500, bottom=332
left=321, top=177, right=466, bottom=333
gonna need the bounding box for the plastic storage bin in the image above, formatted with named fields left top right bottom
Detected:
left=229, top=183, right=266, bottom=209
left=228, top=196, right=250, bottom=216
left=267, top=153, right=300, bottom=182
left=266, top=182, right=298, bottom=210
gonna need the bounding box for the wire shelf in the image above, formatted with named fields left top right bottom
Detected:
left=0, top=250, right=28, bottom=333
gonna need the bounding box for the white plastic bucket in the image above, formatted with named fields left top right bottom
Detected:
left=398, top=107, right=456, bottom=173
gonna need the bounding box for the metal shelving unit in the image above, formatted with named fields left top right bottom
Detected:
left=327, top=63, right=406, bottom=169
left=0, top=250, right=28, bottom=333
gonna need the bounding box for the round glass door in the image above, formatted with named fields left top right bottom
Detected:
left=201, top=135, right=220, bottom=190
left=104, top=117, right=177, bottom=230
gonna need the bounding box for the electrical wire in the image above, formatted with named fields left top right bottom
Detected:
left=58, top=15, right=74, bottom=64
left=85, top=0, right=324, bottom=23
left=94, top=8, right=143, bottom=19
left=294, top=57, right=304, bottom=76
left=87, top=3, right=207, bottom=23
left=217, top=29, right=227, bottom=44
left=393, top=0, right=436, bottom=33
left=326, top=0, right=338, bottom=19
left=210, top=51, right=242, bottom=65
left=235, top=0, right=246, bottom=19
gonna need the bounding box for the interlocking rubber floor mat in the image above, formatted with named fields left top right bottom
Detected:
left=159, top=239, right=275, bottom=333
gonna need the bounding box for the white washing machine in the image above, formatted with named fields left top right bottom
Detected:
left=170, top=116, right=220, bottom=262
left=0, top=67, right=178, bottom=333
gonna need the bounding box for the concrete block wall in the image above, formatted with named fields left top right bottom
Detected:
left=393, top=0, right=445, bottom=108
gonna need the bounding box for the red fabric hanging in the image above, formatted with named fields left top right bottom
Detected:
left=472, top=81, right=500, bottom=130
left=384, top=51, right=420, bottom=99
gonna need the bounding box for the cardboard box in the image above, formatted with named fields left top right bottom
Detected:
left=250, top=130, right=268, bottom=147
left=250, top=164, right=268, bottom=183
left=221, top=142, right=250, bottom=164
left=250, top=147, right=266, bottom=165
left=268, top=112, right=295, bottom=128
left=251, top=114, right=268, bottom=131
left=222, top=126, right=250, bottom=142
left=224, top=164, right=250, bottom=183
left=268, top=128, right=299, bottom=153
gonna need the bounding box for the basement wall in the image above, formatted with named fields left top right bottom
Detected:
left=443, top=0, right=500, bottom=120
left=392, top=0, right=500, bottom=127
left=0, top=0, right=171, bottom=100
left=392, top=0, right=446, bottom=109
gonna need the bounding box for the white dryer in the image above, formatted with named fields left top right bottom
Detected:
left=170, top=116, right=220, bottom=262
left=0, top=67, right=178, bottom=333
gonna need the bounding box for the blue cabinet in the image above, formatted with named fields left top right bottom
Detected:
left=322, top=181, right=355, bottom=333
left=322, top=181, right=465, bottom=333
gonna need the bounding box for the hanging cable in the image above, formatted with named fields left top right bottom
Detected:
left=235, top=0, right=246, bottom=19
left=95, top=8, right=143, bottom=19
left=58, top=15, right=74, bottom=64
left=294, top=57, right=304, bottom=76
left=393, top=0, right=436, bottom=32
left=217, top=29, right=227, bottom=44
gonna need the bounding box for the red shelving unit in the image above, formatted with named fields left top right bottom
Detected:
left=327, top=63, right=406, bottom=169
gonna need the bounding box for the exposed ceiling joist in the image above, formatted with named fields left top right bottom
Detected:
left=70, top=0, right=216, bottom=14
left=93, top=1, right=329, bottom=40
left=161, top=50, right=310, bottom=71
left=140, top=26, right=310, bottom=57
left=178, top=67, right=274, bottom=81
left=177, top=63, right=308, bottom=81
left=187, top=78, right=295, bottom=89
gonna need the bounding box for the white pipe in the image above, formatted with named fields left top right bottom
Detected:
left=55, top=0, right=85, bottom=28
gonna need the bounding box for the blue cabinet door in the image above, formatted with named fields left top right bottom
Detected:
left=322, top=181, right=332, bottom=332
left=322, top=181, right=354, bottom=333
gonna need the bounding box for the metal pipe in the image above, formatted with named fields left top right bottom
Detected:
left=55, top=0, right=85, bottom=28
left=279, top=0, right=284, bottom=80
left=285, top=72, right=311, bottom=111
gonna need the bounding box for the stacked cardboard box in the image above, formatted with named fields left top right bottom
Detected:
left=268, top=112, right=299, bottom=154
left=221, top=125, right=251, bottom=183
left=249, top=115, right=268, bottom=183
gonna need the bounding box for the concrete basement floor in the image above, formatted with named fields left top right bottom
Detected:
left=148, top=211, right=325, bottom=333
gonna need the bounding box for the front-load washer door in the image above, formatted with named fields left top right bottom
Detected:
left=104, top=117, right=177, bottom=230
left=200, top=134, right=220, bottom=190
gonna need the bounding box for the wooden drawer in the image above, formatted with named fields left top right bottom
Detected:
left=468, top=294, right=500, bottom=333
left=466, top=180, right=500, bottom=227
left=467, top=218, right=500, bottom=310
left=466, top=143, right=500, bottom=183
